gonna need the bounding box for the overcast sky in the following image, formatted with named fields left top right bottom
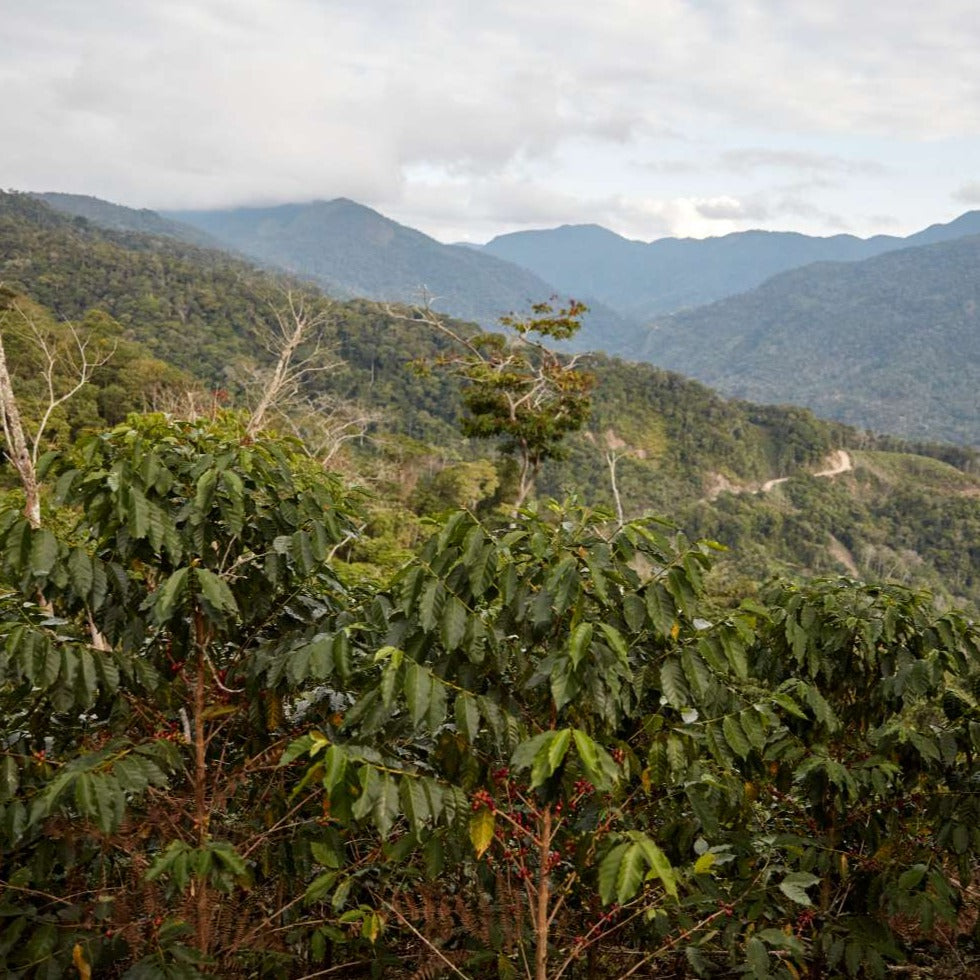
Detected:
left=3, top=0, right=979, bottom=243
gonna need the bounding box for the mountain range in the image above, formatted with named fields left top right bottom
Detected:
left=480, top=211, right=980, bottom=320
left=3, top=189, right=979, bottom=610
left=163, top=198, right=640, bottom=349
left=34, top=191, right=980, bottom=445
left=641, top=235, right=980, bottom=444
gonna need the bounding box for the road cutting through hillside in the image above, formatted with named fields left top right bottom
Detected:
left=760, top=449, right=853, bottom=493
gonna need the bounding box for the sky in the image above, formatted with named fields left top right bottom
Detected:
left=3, top=0, right=979, bottom=244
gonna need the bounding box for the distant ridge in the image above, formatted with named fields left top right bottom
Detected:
left=165, top=198, right=640, bottom=347
left=482, top=211, right=980, bottom=323
left=34, top=192, right=223, bottom=249
left=642, top=235, right=980, bottom=445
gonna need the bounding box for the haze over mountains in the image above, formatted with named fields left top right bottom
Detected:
left=35, top=191, right=980, bottom=445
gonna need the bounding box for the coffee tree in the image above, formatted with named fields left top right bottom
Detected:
left=288, top=504, right=805, bottom=978
left=0, top=413, right=361, bottom=977
left=289, top=503, right=980, bottom=979
left=0, top=412, right=978, bottom=978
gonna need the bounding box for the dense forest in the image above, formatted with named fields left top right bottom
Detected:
left=1, top=190, right=980, bottom=977
left=2, top=191, right=978, bottom=609
left=642, top=236, right=980, bottom=445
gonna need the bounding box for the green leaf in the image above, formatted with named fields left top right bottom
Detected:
left=770, top=690, right=808, bottom=720
left=549, top=556, right=579, bottom=616
left=623, top=594, right=646, bottom=633
left=738, top=707, right=766, bottom=752
left=645, top=582, right=676, bottom=635
left=778, top=871, right=819, bottom=906
left=399, top=777, right=431, bottom=832
left=660, top=658, right=689, bottom=709
left=549, top=657, right=576, bottom=711
left=572, top=729, right=619, bottom=790
left=307, top=635, right=334, bottom=681
left=321, top=745, right=348, bottom=793
left=898, top=864, right=927, bottom=891
left=665, top=566, right=697, bottom=619
left=722, top=715, right=751, bottom=759
left=440, top=595, right=468, bottom=651
left=152, top=567, right=190, bottom=624
left=636, top=836, right=677, bottom=898
left=29, top=529, right=59, bottom=577
left=419, top=580, right=443, bottom=632
left=404, top=661, right=434, bottom=728
left=75, top=650, right=97, bottom=708
left=529, top=728, right=572, bottom=788
left=291, top=530, right=316, bottom=576
left=745, top=936, right=770, bottom=978
left=568, top=622, right=593, bottom=668
left=194, top=468, right=219, bottom=513
left=125, top=486, right=151, bottom=540
left=598, top=622, right=629, bottom=663
left=512, top=730, right=558, bottom=779
left=305, top=871, right=339, bottom=903
left=67, top=548, right=93, bottom=598
left=194, top=567, right=239, bottom=618
left=598, top=842, right=650, bottom=905
left=454, top=696, right=480, bottom=743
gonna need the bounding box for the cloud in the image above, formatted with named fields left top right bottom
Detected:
left=1, top=0, right=977, bottom=241
left=640, top=159, right=703, bottom=175
left=953, top=182, right=980, bottom=204
left=694, top=196, right=770, bottom=221
left=721, top=149, right=887, bottom=177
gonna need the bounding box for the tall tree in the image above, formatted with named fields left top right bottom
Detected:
left=407, top=299, right=595, bottom=509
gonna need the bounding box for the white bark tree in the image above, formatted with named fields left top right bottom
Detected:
left=0, top=288, right=114, bottom=527
left=239, top=288, right=378, bottom=463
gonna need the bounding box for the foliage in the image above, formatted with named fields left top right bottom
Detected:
left=0, top=413, right=362, bottom=976
left=287, top=503, right=980, bottom=979
left=0, top=403, right=977, bottom=976
left=422, top=300, right=596, bottom=507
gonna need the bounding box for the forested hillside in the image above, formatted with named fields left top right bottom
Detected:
left=3, top=189, right=980, bottom=978
left=161, top=198, right=639, bottom=347
left=2, top=190, right=978, bottom=610
left=642, top=236, right=980, bottom=445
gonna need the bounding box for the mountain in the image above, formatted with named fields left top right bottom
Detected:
left=164, top=198, right=641, bottom=348
left=2, top=188, right=979, bottom=612
left=482, top=211, right=980, bottom=324
left=34, top=192, right=222, bottom=249
left=641, top=236, right=980, bottom=445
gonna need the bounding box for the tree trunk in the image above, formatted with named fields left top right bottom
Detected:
left=0, top=332, right=40, bottom=527
left=534, top=805, right=553, bottom=980
left=607, top=452, right=625, bottom=526
left=193, top=610, right=212, bottom=956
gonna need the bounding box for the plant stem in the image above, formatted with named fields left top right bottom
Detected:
left=534, top=804, right=553, bottom=980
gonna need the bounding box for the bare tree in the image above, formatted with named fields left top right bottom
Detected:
left=280, top=394, right=380, bottom=467
left=0, top=288, right=114, bottom=527
left=242, top=290, right=342, bottom=437
left=236, top=288, right=381, bottom=465
left=584, top=429, right=647, bottom=527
